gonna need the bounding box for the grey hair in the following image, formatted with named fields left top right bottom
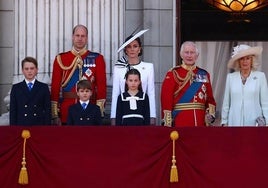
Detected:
left=180, top=41, right=199, bottom=56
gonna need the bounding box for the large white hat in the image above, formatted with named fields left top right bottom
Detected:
left=117, top=29, right=149, bottom=53
left=227, top=44, right=262, bottom=69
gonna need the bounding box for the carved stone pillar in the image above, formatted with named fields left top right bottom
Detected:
left=0, top=0, right=123, bottom=125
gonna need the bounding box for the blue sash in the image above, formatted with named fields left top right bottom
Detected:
left=63, top=52, right=99, bottom=92
left=172, top=69, right=206, bottom=118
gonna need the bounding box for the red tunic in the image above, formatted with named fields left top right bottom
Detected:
left=161, top=65, right=216, bottom=127
left=51, top=49, right=106, bottom=123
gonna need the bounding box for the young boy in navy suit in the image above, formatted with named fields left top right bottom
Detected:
left=9, top=57, right=51, bottom=125
left=67, top=80, right=102, bottom=125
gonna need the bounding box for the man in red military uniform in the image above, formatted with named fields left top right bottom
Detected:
left=161, top=41, right=216, bottom=127
left=51, top=25, right=106, bottom=125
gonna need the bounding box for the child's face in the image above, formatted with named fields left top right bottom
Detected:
left=77, top=88, right=92, bottom=101
left=22, top=62, right=38, bottom=81
left=126, top=74, right=140, bottom=91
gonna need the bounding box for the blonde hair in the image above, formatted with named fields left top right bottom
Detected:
left=233, top=55, right=259, bottom=71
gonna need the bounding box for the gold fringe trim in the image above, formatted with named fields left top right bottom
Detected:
left=18, top=130, right=31, bottom=185
left=170, top=130, right=179, bottom=183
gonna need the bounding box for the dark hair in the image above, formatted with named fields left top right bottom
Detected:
left=124, top=69, right=143, bottom=92
left=21, top=57, right=38, bottom=69
left=124, top=36, right=143, bottom=56
left=72, top=24, right=88, bottom=35
left=76, top=80, right=92, bottom=91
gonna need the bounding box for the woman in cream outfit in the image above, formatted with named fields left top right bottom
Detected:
left=221, top=44, right=268, bottom=126
left=110, top=34, right=156, bottom=125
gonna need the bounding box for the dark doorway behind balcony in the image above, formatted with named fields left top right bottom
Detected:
left=180, top=0, right=268, bottom=41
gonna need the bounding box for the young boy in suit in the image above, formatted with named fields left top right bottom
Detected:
left=67, top=80, right=102, bottom=125
left=9, top=57, right=51, bottom=125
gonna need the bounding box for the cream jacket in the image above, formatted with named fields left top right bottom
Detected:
left=221, top=71, right=268, bottom=126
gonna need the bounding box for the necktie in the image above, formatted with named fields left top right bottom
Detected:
left=28, top=82, right=33, bottom=91
left=82, top=103, right=87, bottom=110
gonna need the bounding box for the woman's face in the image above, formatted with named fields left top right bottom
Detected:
left=125, top=40, right=141, bottom=58
left=239, top=55, right=253, bottom=71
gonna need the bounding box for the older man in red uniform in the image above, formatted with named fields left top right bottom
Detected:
left=51, top=25, right=106, bottom=125
left=161, top=41, right=216, bottom=127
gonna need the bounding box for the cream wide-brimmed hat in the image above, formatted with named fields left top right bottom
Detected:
left=227, top=44, right=263, bottom=69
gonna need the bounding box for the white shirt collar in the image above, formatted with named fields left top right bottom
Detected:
left=80, top=100, right=89, bottom=105
left=25, top=79, right=36, bottom=85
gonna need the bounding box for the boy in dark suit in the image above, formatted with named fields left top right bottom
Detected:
left=67, top=80, right=102, bottom=125
left=10, top=57, right=51, bottom=125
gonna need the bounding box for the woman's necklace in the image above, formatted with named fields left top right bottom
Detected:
left=240, top=72, right=250, bottom=85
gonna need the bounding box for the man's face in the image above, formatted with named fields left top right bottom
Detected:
left=181, top=44, right=199, bottom=66
left=72, top=27, right=88, bottom=51
left=22, top=62, right=38, bottom=81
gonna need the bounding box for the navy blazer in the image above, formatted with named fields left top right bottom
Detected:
left=67, top=103, right=102, bottom=125
left=9, top=80, right=51, bottom=125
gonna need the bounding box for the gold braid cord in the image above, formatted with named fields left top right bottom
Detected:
left=18, top=130, right=31, bottom=185
left=170, top=130, right=179, bottom=183
left=57, top=55, right=82, bottom=88
left=56, top=48, right=87, bottom=88
left=172, top=67, right=195, bottom=98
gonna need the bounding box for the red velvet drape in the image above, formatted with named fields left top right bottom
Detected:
left=1, top=126, right=268, bottom=188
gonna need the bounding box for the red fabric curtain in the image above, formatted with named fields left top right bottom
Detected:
left=0, top=126, right=268, bottom=188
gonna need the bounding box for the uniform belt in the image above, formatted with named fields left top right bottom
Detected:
left=122, top=114, right=144, bottom=119
left=62, top=92, right=78, bottom=99
left=174, top=103, right=205, bottom=111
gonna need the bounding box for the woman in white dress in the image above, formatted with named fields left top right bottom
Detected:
left=221, top=44, right=268, bottom=126
left=110, top=33, right=156, bottom=125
